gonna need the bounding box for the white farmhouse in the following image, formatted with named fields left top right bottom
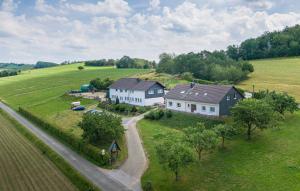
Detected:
left=165, top=83, right=244, bottom=116
left=108, top=78, right=165, bottom=106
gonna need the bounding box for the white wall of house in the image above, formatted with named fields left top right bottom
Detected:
left=165, top=98, right=220, bottom=116
left=109, top=88, right=164, bottom=106
left=109, top=88, right=145, bottom=106
left=144, top=97, right=164, bottom=106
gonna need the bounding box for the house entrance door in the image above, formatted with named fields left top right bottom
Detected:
left=191, top=104, right=197, bottom=113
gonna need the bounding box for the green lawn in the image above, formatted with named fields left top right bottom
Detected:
left=0, top=64, right=150, bottom=165
left=239, top=57, right=300, bottom=101
left=138, top=111, right=300, bottom=191
left=0, top=111, right=78, bottom=191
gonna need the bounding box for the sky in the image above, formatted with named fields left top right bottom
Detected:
left=1, top=0, right=300, bottom=64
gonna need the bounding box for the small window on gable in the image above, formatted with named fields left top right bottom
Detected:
left=227, top=95, right=231, bottom=101
left=148, top=90, right=154, bottom=94
left=157, top=89, right=163, bottom=94
left=234, top=93, right=237, bottom=99
left=177, top=103, right=181, bottom=107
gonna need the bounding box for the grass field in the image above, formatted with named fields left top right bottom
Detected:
left=0, top=64, right=150, bottom=165
left=138, top=111, right=300, bottom=191
left=239, top=57, right=300, bottom=101
left=0, top=111, right=78, bottom=191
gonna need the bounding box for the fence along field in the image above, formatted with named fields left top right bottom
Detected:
left=0, top=111, right=78, bottom=191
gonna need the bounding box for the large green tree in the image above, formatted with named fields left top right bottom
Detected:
left=231, top=99, right=279, bottom=140
left=254, top=90, right=298, bottom=115
left=156, top=141, right=194, bottom=181
left=184, top=123, right=219, bottom=160
left=79, top=112, right=124, bottom=145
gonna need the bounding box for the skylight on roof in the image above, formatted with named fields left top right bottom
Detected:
left=204, top=93, right=208, bottom=96
left=180, top=91, right=185, bottom=94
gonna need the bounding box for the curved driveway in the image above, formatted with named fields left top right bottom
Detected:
left=0, top=102, right=147, bottom=191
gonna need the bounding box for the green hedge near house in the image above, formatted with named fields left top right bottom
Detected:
left=18, top=107, right=109, bottom=167
left=0, top=109, right=100, bottom=191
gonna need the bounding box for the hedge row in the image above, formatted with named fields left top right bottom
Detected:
left=19, top=107, right=108, bottom=166
left=0, top=109, right=100, bottom=191
left=98, top=102, right=151, bottom=115
left=144, top=109, right=173, bottom=120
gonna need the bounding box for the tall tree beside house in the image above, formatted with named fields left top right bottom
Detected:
left=90, top=78, right=113, bottom=91
left=79, top=112, right=124, bottom=145
left=156, top=141, right=194, bottom=181
left=253, top=90, right=298, bottom=115
left=231, top=99, right=279, bottom=140
left=183, top=123, right=219, bottom=160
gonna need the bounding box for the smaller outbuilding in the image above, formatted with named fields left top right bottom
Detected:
left=165, top=83, right=244, bottom=116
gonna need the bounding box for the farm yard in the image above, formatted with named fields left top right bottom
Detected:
left=138, top=111, right=300, bottom=191
left=0, top=110, right=78, bottom=191
left=0, top=64, right=150, bottom=166
left=239, top=57, right=300, bottom=101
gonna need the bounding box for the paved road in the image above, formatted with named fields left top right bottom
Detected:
left=0, top=102, right=147, bottom=191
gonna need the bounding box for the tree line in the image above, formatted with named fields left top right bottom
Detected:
left=0, top=70, right=19, bottom=78
left=156, top=51, right=254, bottom=83
left=227, top=24, right=300, bottom=60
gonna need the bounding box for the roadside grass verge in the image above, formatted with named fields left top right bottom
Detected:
left=138, top=111, right=300, bottom=191
left=0, top=109, right=100, bottom=191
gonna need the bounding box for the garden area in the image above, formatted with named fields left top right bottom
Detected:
left=138, top=91, right=300, bottom=191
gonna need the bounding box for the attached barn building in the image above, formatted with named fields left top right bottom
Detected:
left=165, top=83, right=244, bottom=116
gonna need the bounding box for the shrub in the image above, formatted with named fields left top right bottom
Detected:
left=145, top=109, right=165, bottom=120
left=165, top=110, right=173, bottom=118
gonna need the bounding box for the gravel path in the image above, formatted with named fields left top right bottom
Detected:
left=0, top=102, right=147, bottom=191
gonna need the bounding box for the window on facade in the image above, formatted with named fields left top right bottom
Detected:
left=177, top=103, right=181, bottom=107
left=116, top=89, right=118, bottom=92
left=168, top=102, right=173, bottom=106
left=135, top=98, right=138, bottom=102
left=130, top=90, right=134, bottom=93
left=210, top=107, right=215, bottom=112
left=148, top=90, right=154, bottom=94
left=125, top=90, right=127, bottom=92
left=227, top=95, right=231, bottom=101
left=120, top=89, right=123, bottom=93
left=202, top=106, right=206, bottom=111
left=157, top=89, right=163, bottom=94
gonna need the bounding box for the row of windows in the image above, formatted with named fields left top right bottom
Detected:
left=115, top=89, right=134, bottom=93
left=168, top=102, right=216, bottom=112
left=111, top=95, right=142, bottom=103
left=148, top=89, right=163, bottom=95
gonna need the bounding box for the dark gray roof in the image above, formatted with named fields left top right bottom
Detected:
left=165, top=83, right=236, bottom=104
left=109, top=78, right=165, bottom=91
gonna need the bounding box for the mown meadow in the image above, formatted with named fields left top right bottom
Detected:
left=239, top=57, right=300, bottom=101
left=138, top=111, right=300, bottom=191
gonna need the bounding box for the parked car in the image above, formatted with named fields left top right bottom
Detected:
left=72, top=106, right=85, bottom=111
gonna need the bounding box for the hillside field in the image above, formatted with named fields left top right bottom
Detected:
left=0, top=64, right=150, bottom=165
left=239, top=57, right=300, bottom=101
left=0, top=110, right=78, bottom=191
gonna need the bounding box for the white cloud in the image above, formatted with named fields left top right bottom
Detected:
left=1, top=0, right=300, bottom=63
left=148, top=0, right=160, bottom=11
left=65, top=0, right=131, bottom=17
left=1, top=0, right=18, bottom=12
